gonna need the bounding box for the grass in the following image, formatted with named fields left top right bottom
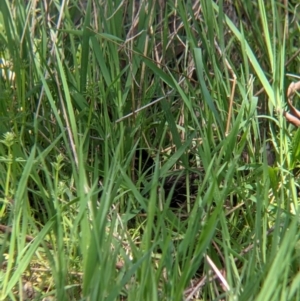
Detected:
left=0, top=0, right=300, bottom=300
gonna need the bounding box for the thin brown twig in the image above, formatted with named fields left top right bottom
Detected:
left=214, top=39, right=237, bottom=136
left=184, top=225, right=279, bottom=299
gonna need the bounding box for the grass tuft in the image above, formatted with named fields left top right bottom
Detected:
left=0, top=0, right=300, bottom=300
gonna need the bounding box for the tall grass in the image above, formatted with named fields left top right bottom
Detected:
left=0, top=0, right=299, bottom=300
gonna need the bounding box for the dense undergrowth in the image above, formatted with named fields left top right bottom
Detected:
left=0, top=0, right=300, bottom=300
